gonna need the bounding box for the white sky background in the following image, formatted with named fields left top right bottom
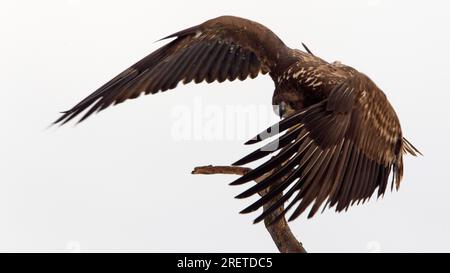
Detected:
left=0, top=0, right=448, bottom=252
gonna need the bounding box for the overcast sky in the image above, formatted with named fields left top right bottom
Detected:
left=1, top=0, right=449, bottom=252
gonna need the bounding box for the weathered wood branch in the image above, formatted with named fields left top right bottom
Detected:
left=191, top=165, right=306, bottom=253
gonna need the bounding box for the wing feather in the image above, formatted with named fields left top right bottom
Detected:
left=55, top=16, right=293, bottom=125
left=233, top=73, right=420, bottom=222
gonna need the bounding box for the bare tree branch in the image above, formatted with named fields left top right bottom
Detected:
left=192, top=165, right=307, bottom=253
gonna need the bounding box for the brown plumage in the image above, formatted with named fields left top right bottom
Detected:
left=55, top=16, right=420, bottom=222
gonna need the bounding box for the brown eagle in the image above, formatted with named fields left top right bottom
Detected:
left=55, top=16, right=420, bottom=223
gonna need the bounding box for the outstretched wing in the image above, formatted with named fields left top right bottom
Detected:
left=55, top=16, right=294, bottom=125
left=232, top=73, right=420, bottom=223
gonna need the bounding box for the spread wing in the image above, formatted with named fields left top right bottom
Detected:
left=54, top=16, right=293, bottom=125
left=232, top=73, right=421, bottom=223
